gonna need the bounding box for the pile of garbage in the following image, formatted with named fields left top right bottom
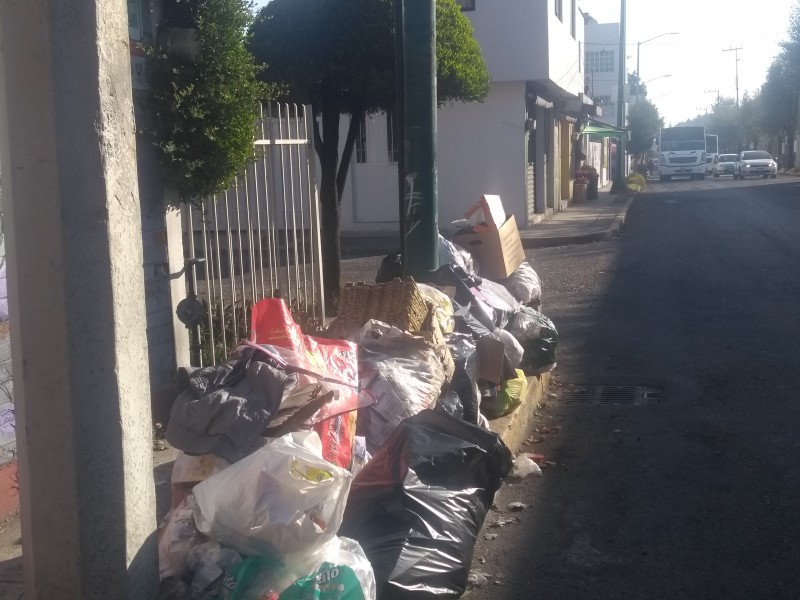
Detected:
left=159, top=195, right=558, bottom=600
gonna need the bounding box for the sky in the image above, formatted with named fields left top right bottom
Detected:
left=578, top=0, right=798, bottom=125
left=251, top=0, right=798, bottom=126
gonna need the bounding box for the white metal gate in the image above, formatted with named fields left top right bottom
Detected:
left=182, top=103, right=324, bottom=365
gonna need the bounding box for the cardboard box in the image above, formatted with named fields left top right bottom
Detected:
left=453, top=214, right=525, bottom=280
left=464, top=194, right=507, bottom=230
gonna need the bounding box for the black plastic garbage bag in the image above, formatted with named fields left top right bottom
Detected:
left=509, top=307, right=558, bottom=375
left=376, top=251, right=403, bottom=283
left=339, top=410, right=513, bottom=600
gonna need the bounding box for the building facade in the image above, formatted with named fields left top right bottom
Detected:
left=338, top=0, right=593, bottom=235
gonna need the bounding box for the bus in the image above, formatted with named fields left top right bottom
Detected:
left=658, top=126, right=707, bottom=181
left=704, top=134, right=719, bottom=175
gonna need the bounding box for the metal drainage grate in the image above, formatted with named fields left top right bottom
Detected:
left=562, top=385, right=663, bottom=406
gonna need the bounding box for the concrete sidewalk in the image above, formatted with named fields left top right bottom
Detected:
left=341, top=185, right=635, bottom=257
left=518, top=186, right=635, bottom=249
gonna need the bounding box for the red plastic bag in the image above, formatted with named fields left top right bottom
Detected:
left=250, top=299, right=367, bottom=468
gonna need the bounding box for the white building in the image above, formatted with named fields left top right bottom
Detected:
left=338, top=0, right=595, bottom=236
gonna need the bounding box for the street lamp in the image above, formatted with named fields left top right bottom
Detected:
left=637, top=32, right=678, bottom=101
left=636, top=74, right=671, bottom=101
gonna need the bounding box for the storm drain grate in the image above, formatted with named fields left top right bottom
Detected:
left=561, top=385, right=663, bottom=406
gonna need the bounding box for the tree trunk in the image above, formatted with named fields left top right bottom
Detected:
left=319, top=171, right=342, bottom=310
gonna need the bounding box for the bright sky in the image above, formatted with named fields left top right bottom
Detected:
left=578, top=0, right=797, bottom=125
left=252, top=0, right=797, bottom=126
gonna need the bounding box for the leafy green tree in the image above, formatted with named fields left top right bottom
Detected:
left=626, top=99, right=663, bottom=163
left=249, top=0, right=489, bottom=304
left=147, top=0, right=271, bottom=204
left=759, top=58, right=799, bottom=165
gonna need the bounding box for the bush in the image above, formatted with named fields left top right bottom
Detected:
left=146, top=0, right=274, bottom=206
left=626, top=172, right=647, bottom=192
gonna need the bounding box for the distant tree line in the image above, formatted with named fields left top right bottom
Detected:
left=676, top=2, right=800, bottom=168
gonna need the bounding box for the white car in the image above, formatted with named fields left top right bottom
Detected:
left=734, top=150, right=778, bottom=179
left=713, top=154, right=738, bottom=177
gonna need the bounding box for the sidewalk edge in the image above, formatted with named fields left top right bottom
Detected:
left=489, top=371, right=551, bottom=453
left=520, top=195, right=635, bottom=249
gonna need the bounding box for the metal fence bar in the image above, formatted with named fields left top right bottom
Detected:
left=251, top=139, right=267, bottom=301
left=293, top=104, right=309, bottom=311
left=181, top=102, right=324, bottom=366
left=200, top=205, right=216, bottom=363
left=233, top=180, right=248, bottom=336
left=276, top=103, right=293, bottom=308
left=223, top=191, right=238, bottom=358
left=211, top=196, right=228, bottom=358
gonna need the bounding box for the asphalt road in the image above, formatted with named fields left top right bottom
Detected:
left=464, top=177, right=800, bottom=600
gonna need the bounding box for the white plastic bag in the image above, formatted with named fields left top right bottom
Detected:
left=191, top=432, right=352, bottom=558
left=501, top=261, right=543, bottom=306
left=493, top=328, right=524, bottom=369
left=417, top=283, right=455, bottom=334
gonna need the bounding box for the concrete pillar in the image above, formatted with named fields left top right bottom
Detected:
left=0, top=0, right=157, bottom=598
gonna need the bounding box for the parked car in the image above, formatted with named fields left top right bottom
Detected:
left=713, top=154, right=738, bottom=177
left=733, top=150, right=778, bottom=179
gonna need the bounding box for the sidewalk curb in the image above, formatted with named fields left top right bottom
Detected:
left=489, top=371, right=551, bottom=453
left=520, top=195, right=636, bottom=249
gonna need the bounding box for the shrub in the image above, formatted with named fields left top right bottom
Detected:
left=626, top=172, right=647, bottom=192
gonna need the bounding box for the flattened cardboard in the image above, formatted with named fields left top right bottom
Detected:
left=464, top=194, right=507, bottom=230
left=453, top=215, right=525, bottom=280
left=476, top=335, right=507, bottom=385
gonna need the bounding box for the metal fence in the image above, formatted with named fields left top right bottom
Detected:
left=181, top=103, right=324, bottom=366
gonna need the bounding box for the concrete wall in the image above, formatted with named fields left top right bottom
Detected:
left=339, top=81, right=527, bottom=234
left=465, top=0, right=582, bottom=91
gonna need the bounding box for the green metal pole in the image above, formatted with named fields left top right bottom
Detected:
left=402, top=0, right=439, bottom=279
left=394, top=0, right=406, bottom=259
left=612, top=0, right=627, bottom=192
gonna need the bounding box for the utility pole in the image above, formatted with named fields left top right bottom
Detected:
left=402, top=0, right=439, bottom=278
left=611, top=0, right=627, bottom=192
left=723, top=47, right=742, bottom=107
left=704, top=89, right=720, bottom=105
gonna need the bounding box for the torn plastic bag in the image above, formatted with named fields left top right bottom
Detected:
left=438, top=235, right=475, bottom=275
left=509, top=307, right=558, bottom=375
left=158, top=499, right=201, bottom=581
left=499, top=261, right=543, bottom=308
left=222, top=536, right=376, bottom=600
left=191, top=431, right=352, bottom=559
left=183, top=541, right=242, bottom=597
left=444, top=333, right=480, bottom=424
left=353, top=321, right=448, bottom=454
left=339, top=410, right=513, bottom=600
left=493, top=328, right=524, bottom=369
left=473, top=279, right=521, bottom=329
left=480, top=369, right=528, bottom=418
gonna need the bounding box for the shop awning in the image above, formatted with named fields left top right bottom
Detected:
left=581, top=119, right=626, bottom=138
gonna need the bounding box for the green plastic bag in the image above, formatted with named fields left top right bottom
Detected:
left=481, top=369, right=527, bottom=418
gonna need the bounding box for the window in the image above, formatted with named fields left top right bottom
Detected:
left=571, top=0, right=577, bottom=38
left=355, top=118, right=367, bottom=164
left=455, top=0, right=475, bottom=11
left=585, top=50, right=615, bottom=73
left=555, top=0, right=563, bottom=21
left=386, top=110, right=399, bottom=163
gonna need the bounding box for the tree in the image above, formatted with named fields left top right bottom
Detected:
left=248, top=0, right=489, bottom=305
left=146, top=0, right=270, bottom=204
left=626, top=99, right=663, bottom=163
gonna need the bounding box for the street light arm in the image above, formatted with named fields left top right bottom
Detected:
left=640, top=31, right=679, bottom=46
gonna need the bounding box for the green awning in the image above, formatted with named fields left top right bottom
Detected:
left=581, top=119, right=626, bottom=138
